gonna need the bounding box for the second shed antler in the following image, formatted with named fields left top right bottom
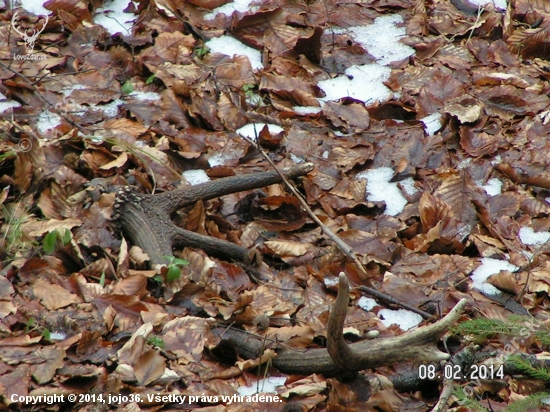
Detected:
left=213, top=273, right=468, bottom=376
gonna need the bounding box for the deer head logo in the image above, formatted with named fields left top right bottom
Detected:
left=11, top=10, right=49, bottom=53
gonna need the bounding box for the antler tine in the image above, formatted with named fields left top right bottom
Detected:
left=28, top=14, right=49, bottom=40
left=38, top=14, right=49, bottom=32
left=11, top=10, right=26, bottom=37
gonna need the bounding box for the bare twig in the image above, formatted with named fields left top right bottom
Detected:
left=431, top=365, right=454, bottom=412
left=358, top=285, right=433, bottom=319
left=0, top=61, right=87, bottom=133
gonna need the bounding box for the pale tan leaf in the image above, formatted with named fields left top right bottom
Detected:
left=0, top=301, right=17, bottom=319
left=444, top=100, right=482, bottom=123
left=281, top=382, right=327, bottom=398
left=72, top=273, right=104, bottom=302
left=235, top=349, right=277, bottom=371
left=103, top=305, right=116, bottom=332
left=129, top=245, right=150, bottom=265
left=99, top=152, right=128, bottom=170
left=264, top=240, right=309, bottom=257
left=27, top=219, right=82, bottom=237
left=116, top=323, right=154, bottom=364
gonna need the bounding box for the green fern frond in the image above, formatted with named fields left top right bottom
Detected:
left=452, top=386, right=490, bottom=412
left=507, top=355, right=550, bottom=382
left=504, top=392, right=550, bottom=412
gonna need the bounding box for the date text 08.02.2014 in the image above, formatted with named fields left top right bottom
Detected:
left=417, top=363, right=504, bottom=381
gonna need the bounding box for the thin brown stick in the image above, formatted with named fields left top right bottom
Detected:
left=358, top=285, right=433, bottom=319
left=0, top=61, right=87, bottom=133
left=431, top=364, right=454, bottom=412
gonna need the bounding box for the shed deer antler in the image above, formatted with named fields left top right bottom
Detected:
left=11, top=11, right=49, bottom=53
left=213, top=273, right=468, bottom=376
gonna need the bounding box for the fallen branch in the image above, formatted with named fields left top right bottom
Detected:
left=212, top=273, right=468, bottom=376
left=432, top=368, right=455, bottom=412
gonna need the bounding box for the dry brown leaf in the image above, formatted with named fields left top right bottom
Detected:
left=116, top=323, right=153, bottom=364
left=112, top=274, right=148, bottom=297
left=323, top=102, right=370, bottom=133
left=419, top=192, right=452, bottom=232
left=31, top=347, right=66, bottom=384
left=235, top=348, right=277, bottom=371
left=459, top=128, right=499, bottom=157
left=14, top=152, right=32, bottom=193
left=0, top=365, right=30, bottom=404
left=487, top=270, right=521, bottom=295
left=133, top=349, right=166, bottom=386
left=33, top=279, right=79, bottom=310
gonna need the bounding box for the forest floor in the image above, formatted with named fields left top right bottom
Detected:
left=3, top=0, right=550, bottom=410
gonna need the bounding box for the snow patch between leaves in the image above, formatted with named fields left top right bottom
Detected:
left=182, top=170, right=210, bottom=185
left=237, top=376, right=287, bottom=396
left=0, top=93, right=21, bottom=113
left=208, top=153, right=236, bottom=167
left=94, top=0, right=137, bottom=35
left=378, top=309, right=422, bottom=331
left=128, top=91, right=160, bottom=101
left=315, top=15, right=415, bottom=107
left=420, top=113, right=443, bottom=136
left=470, top=258, right=518, bottom=295
left=468, top=0, right=507, bottom=11
left=37, top=110, right=62, bottom=134
left=317, top=64, right=392, bottom=104
left=18, top=0, right=49, bottom=16
left=206, top=36, right=263, bottom=70
left=356, top=167, right=417, bottom=216
left=358, top=297, right=421, bottom=330
left=236, top=123, right=284, bottom=139
left=292, top=106, right=322, bottom=115
left=357, top=296, right=377, bottom=311
left=101, top=99, right=124, bottom=117
left=478, top=178, right=502, bottom=197
left=519, top=227, right=550, bottom=246
left=205, top=0, right=260, bottom=20
left=339, top=14, right=415, bottom=66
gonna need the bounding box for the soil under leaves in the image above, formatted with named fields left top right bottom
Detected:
left=2, top=0, right=550, bottom=410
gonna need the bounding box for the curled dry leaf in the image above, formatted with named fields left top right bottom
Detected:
left=235, top=348, right=277, bottom=371
left=323, top=102, right=370, bottom=133
left=444, top=98, right=483, bottom=123
left=487, top=270, right=521, bottom=296
left=459, top=127, right=499, bottom=157
left=264, top=240, right=309, bottom=257
left=419, top=192, right=452, bottom=232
